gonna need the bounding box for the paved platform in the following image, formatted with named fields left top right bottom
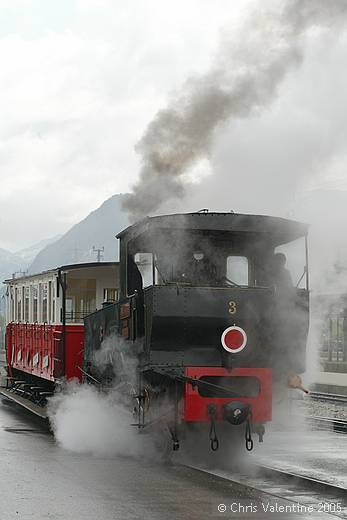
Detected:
left=308, top=372, right=347, bottom=395
left=251, top=423, right=347, bottom=489
left=1, top=400, right=320, bottom=520
left=322, top=361, right=347, bottom=373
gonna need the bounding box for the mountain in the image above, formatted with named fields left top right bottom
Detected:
left=0, top=236, right=64, bottom=320
left=15, top=235, right=62, bottom=265
left=29, top=194, right=129, bottom=274
left=0, top=248, right=25, bottom=283
left=0, top=249, right=27, bottom=315
left=0, top=235, right=63, bottom=284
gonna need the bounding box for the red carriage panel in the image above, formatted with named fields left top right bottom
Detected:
left=64, top=325, right=84, bottom=380
left=6, top=323, right=84, bottom=382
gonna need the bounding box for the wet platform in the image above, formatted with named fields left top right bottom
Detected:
left=308, top=372, right=347, bottom=395
left=0, top=399, right=339, bottom=520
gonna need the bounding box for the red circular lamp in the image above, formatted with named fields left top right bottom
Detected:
left=221, top=326, right=247, bottom=353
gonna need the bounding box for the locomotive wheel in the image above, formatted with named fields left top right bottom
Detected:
left=150, top=423, right=174, bottom=463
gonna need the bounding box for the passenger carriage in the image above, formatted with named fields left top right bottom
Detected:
left=3, top=263, right=119, bottom=406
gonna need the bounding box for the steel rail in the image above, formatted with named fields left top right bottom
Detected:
left=308, top=391, right=347, bottom=404
left=304, top=414, right=347, bottom=433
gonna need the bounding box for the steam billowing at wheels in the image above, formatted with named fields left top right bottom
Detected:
left=3, top=211, right=309, bottom=457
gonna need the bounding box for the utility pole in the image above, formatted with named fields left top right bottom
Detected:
left=92, top=246, right=104, bottom=262
left=71, top=245, right=82, bottom=263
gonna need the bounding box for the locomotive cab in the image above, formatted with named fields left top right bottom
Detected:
left=84, top=212, right=309, bottom=453
left=117, top=212, right=308, bottom=374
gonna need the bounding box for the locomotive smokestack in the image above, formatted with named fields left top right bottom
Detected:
left=123, top=0, right=347, bottom=221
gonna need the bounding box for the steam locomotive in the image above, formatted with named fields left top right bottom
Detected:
left=3, top=212, right=309, bottom=453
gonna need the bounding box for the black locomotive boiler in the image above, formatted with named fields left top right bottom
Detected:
left=83, top=211, right=309, bottom=453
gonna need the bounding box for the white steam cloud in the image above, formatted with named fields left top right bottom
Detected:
left=123, top=0, right=347, bottom=221
left=48, top=383, right=155, bottom=458
left=48, top=336, right=157, bottom=458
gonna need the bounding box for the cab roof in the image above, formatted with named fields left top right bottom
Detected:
left=116, top=212, right=308, bottom=246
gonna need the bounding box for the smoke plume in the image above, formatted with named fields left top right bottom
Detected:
left=123, top=0, right=347, bottom=221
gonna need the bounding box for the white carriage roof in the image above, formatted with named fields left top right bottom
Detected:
left=4, top=262, right=119, bottom=285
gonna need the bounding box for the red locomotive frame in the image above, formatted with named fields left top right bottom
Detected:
left=183, top=367, right=272, bottom=423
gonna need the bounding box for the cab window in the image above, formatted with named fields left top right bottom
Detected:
left=226, top=256, right=249, bottom=286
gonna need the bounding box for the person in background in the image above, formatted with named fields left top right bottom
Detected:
left=127, top=254, right=145, bottom=335
left=187, top=251, right=217, bottom=285
left=272, top=252, right=293, bottom=292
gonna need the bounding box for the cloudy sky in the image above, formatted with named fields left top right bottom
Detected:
left=0, top=0, right=346, bottom=252
left=0, top=0, right=246, bottom=250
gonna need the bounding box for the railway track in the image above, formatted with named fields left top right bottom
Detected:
left=304, top=414, right=347, bottom=433
left=300, top=390, right=347, bottom=432
left=309, top=391, right=347, bottom=404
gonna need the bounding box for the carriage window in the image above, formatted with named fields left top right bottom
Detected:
left=226, top=256, right=249, bottom=286
left=42, top=283, right=48, bottom=322
left=48, top=281, right=52, bottom=322
left=66, top=298, right=73, bottom=314
left=14, top=287, right=18, bottom=321
left=10, top=287, right=14, bottom=321
left=32, top=286, right=38, bottom=322
left=66, top=278, right=96, bottom=322
left=17, top=287, right=22, bottom=321
left=52, top=283, right=56, bottom=323
left=24, top=287, right=30, bottom=322
left=103, top=288, right=118, bottom=302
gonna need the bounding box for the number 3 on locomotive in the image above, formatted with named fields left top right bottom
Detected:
left=228, top=300, right=237, bottom=315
